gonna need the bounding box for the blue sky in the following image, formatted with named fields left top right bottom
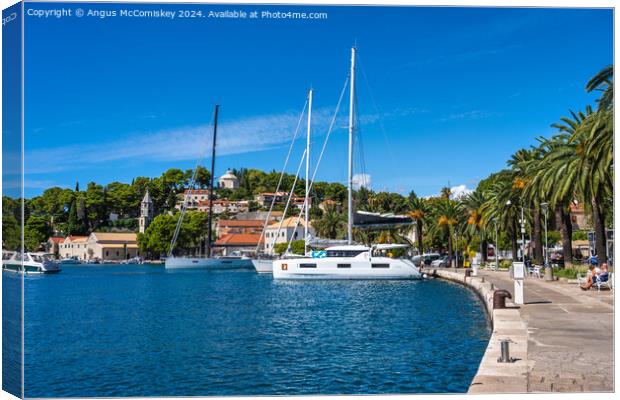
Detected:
left=15, top=3, right=613, bottom=198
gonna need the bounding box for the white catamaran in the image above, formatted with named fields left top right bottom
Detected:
left=272, top=47, right=422, bottom=280
left=165, top=105, right=252, bottom=270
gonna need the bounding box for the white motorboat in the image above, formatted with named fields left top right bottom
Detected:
left=272, top=47, right=421, bottom=281
left=2, top=252, right=61, bottom=274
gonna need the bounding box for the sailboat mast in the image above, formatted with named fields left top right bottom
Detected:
left=206, top=104, right=219, bottom=258
left=347, top=46, right=356, bottom=244
left=305, top=88, right=312, bottom=254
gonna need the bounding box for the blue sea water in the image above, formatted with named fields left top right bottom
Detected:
left=12, top=265, right=489, bottom=397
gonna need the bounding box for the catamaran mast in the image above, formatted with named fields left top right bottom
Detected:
left=347, top=46, right=356, bottom=244
left=305, top=88, right=312, bottom=254
left=206, top=104, right=219, bottom=258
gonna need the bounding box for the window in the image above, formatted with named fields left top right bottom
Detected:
left=299, top=263, right=317, bottom=268
left=326, top=250, right=366, bottom=258
left=337, top=264, right=351, bottom=268
left=105, top=251, right=109, bottom=256
left=372, top=263, right=390, bottom=268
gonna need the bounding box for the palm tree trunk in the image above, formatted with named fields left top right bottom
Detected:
left=533, top=207, right=544, bottom=265
left=447, top=228, right=453, bottom=267
left=480, top=235, right=487, bottom=263
left=591, top=197, right=608, bottom=263
left=511, top=219, right=518, bottom=261
left=556, top=206, right=573, bottom=267
left=416, top=222, right=423, bottom=255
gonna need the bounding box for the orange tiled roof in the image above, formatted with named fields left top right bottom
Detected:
left=215, top=233, right=263, bottom=246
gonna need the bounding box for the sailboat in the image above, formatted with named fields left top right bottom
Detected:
left=251, top=89, right=314, bottom=273
left=272, top=47, right=422, bottom=280
left=165, top=105, right=253, bottom=270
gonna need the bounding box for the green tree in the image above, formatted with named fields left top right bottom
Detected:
left=24, top=216, right=52, bottom=251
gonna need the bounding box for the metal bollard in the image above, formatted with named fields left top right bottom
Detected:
left=497, top=339, right=515, bottom=363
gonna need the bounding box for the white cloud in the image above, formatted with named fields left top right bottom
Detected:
left=450, top=184, right=473, bottom=199
left=352, top=173, right=371, bottom=190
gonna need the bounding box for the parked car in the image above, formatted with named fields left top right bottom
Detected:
left=411, top=255, right=423, bottom=267
left=423, top=253, right=441, bottom=266
left=431, top=255, right=450, bottom=268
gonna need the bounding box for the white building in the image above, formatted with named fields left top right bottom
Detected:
left=86, top=232, right=140, bottom=261
left=263, top=217, right=315, bottom=255
left=218, top=169, right=239, bottom=190
left=59, top=235, right=89, bottom=260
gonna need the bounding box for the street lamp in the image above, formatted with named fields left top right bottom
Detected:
left=540, top=202, right=553, bottom=281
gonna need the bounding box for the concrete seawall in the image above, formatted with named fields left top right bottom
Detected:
left=428, top=269, right=529, bottom=393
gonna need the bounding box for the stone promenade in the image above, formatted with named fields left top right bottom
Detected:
left=431, top=267, right=613, bottom=393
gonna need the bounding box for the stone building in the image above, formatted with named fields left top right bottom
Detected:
left=138, top=190, right=154, bottom=234
left=218, top=169, right=239, bottom=190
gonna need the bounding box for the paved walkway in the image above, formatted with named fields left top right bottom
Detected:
left=469, top=268, right=614, bottom=392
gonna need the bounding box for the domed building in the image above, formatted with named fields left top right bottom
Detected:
left=218, top=169, right=239, bottom=190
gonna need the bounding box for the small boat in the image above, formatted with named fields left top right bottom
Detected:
left=166, top=255, right=253, bottom=270
left=59, top=256, right=81, bottom=265
left=121, top=256, right=144, bottom=265
left=2, top=252, right=61, bottom=274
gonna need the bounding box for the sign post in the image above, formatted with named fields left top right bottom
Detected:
left=513, top=261, right=525, bottom=305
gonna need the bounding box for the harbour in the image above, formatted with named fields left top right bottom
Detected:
left=9, top=264, right=489, bottom=397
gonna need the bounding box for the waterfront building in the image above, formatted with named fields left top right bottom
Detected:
left=213, top=233, right=262, bottom=256
left=263, top=217, right=314, bottom=254
left=138, top=190, right=154, bottom=234
left=45, top=236, right=65, bottom=259
left=59, top=235, right=89, bottom=260
left=216, top=219, right=264, bottom=237
left=218, top=169, right=239, bottom=190
left=86, top=232, right=140, bottom=261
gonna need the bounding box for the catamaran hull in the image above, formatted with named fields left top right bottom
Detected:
left=251, top=259, right=273, bottom=273
left=272, top=258, right=422, bottom=280
left=165, top=257, right=253, bottom=270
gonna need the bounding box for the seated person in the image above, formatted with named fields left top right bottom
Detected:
left=581, top=263, right=609, bottom=290
left=581, top=265, right=598, bottom=290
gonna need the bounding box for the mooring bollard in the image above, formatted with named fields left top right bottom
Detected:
left=497, top=339, right=515, bottom=363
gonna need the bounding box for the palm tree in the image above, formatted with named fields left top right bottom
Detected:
left=586, top=64, right=613, bottom=110
left=407, top=194, right=429, bottom=254
left=463, top=190, right=488, bottom=263
left=312, top=205, right=346, bottom=239
left=432, top=197, right=464, bottom=267
left=480, top=170, right=521, bottom=261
